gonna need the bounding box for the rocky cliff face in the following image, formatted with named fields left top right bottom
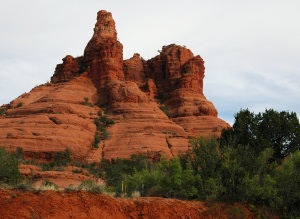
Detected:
left=0, top=10, right=229, bottom=162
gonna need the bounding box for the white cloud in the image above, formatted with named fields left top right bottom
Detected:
left=0, top=1, right=299, bottom=125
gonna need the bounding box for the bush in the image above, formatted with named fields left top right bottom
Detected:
left=14, top=146, right=24, bottom=161
left=93, top=133, right=100, bottom=148
left=39, top=179, right=58, bottom=191
left=83, top=97, right=94, bottom=107
left=78, top=180, right=104, bottom=193
left=0, top=147, right=23, bottom=185
left=16, top=102, right=23, bottom=108
left=54, top=148, right=71, bottom=166
left=0, top=108, right=6, bottom=116
left=93, top=112, right=114, bottom=146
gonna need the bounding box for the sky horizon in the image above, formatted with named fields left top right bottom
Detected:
left=1, top=1, right=299, bottom=125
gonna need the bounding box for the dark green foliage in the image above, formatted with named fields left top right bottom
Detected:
left=99, top=154, right=153, bottom=195
left=41, top=148, right=71, bottom=170
left=54, top=148, right=71, bottom=166
left=100, top=115, right=115, bottom=126
left=187, top=137, right=223, bottom=200
left=93, top=112, right=114, bottom=146
left=257, top=109, right=300, bottom=160
left=93, top=133, right=100, bottom=148
left=94, top=113, right=115, bottom=127
left=274, top=151, right=300, bottom=217
left=221, top=109, right=300, bottom=161
left=16, top=102, right=23, bottom=108
left=13, top=146, right=24, bottom=161
left=0, top=108, right=6, bottom=116
left=0, top=147, right=23, bottom=185
left=42, top=162, right=56, bottom=171
left=83, top=97, right=94, bottom=107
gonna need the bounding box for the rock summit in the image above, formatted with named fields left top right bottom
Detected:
left=0, top=10, right=229, bottom=162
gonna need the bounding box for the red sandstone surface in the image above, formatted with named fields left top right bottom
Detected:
left=0, top=190, right=267, bottom=219
left=0, top=10, right=229, bottom=185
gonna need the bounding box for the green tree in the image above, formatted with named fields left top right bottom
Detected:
left=221, top=109, right=258, bottom=152
left=220, top=146, right=249, bottom=201
left=180, top=162, right=199, bottom=199
left=221, top=109, right=300, bottom=161
left=189, top=137, right=223, bottom=200
left=274, top=151, right=300, bottom=217
left=0, top=147, right=23, bottom=185
left=257, top=109, right=300, bottom=160
left=158, top=157, right=182, bottom=197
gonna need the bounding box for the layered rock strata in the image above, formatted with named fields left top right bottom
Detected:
left=0, top=10, right=229, bottom=162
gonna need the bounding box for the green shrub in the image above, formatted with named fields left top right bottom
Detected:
left=100, top=115, right=115, bottom=126
left=93, top=133, right=100, bottom=148
left=0, top=108, right=6, bottom=116
left=93, top=112, right=114, bottom=146
left=83, top=97, right=94, bottom=107
left=54, top=148, right=71, bottom=166
left=14, top=146, right=24, bottom=161
left=16, top=102, right=23, bottom=108
left=40, top=179, right=58, bottom=191
left=0, top=147, right=23, bottom=185
left=78, top=180, right=104, bottom=193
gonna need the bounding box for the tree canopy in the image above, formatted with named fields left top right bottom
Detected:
left=221, top=109, right=300, bottom=161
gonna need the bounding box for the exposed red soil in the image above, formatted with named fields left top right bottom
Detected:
left=0, top=189, right=264, bottom=219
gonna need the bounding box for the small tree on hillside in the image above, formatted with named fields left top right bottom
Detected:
left=0, top=147, right=23, bottom=185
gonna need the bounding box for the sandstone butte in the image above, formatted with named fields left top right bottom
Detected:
left=0, top=10, right=278, bottom=219
left=0, top=10, right=229, bottom=168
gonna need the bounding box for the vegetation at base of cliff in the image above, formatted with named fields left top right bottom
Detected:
left=41, top=148, right=71, bottom=171
left=0, top=147, right=23, bottom=185
left=95, top=109, right=300, bottom=218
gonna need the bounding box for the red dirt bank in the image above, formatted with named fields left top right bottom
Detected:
left=0, top=190, right=261, bottom=219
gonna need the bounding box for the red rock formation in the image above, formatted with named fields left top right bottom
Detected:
left=123, top=53, right=147, bottom=89
left=0, top=10, right=230, bottom=165
left=0, top=74, right=102, bottom=163
left=51, top=55, right=79, bottom=83
left=84, top=10, right=124, bottom=89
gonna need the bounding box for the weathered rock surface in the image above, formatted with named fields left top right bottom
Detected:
left=0, top=74, right=102, bottom=163
left=0, top=10, right=230, bottom=165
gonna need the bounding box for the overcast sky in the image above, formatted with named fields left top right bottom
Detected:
left=1, top=1, right=299, bottom=124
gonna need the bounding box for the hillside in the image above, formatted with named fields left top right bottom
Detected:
left=0, top=10, right=229, bottom=163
